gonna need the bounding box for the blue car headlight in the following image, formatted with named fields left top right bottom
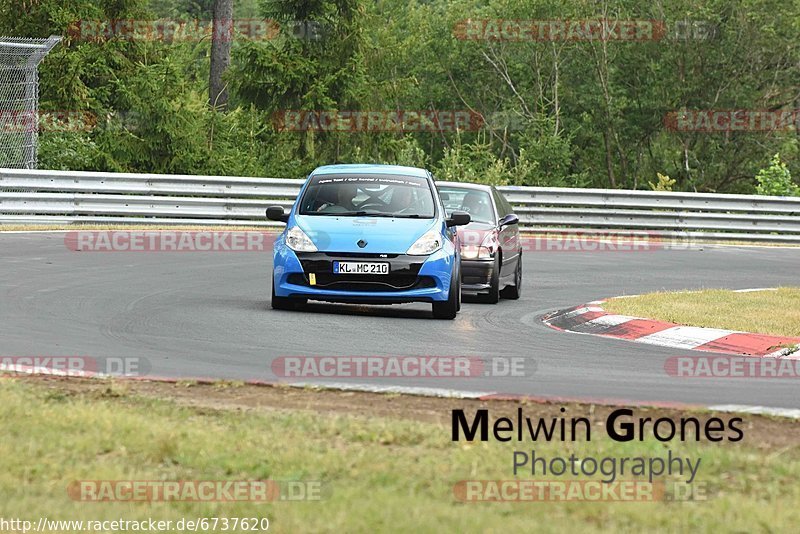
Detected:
left=286, top=226, right=318, bottom=253
left=407, top=229, right=443, bottom=256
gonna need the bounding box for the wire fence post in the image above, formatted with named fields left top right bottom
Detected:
left=0, top=36, right=61, bottom=169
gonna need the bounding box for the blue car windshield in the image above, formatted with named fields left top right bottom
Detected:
left=299, top=174, right=436, bottom=218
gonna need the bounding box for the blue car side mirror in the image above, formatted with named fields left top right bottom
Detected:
left=266, top=206, right=290, bottom=223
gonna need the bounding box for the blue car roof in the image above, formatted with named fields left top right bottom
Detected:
left=311, top=164, right=430, bottom=178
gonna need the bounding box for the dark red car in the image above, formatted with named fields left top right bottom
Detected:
left=436, top=182, right=523, bottom=303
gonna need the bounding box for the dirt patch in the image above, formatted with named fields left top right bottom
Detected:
left=6, top=374, right=798, bottom=450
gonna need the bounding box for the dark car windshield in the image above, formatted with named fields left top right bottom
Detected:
left=438, top=186, right=495, bottom=224
left=299, top=174, right=436, bottom=218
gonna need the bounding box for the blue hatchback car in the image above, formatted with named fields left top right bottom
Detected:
left=266, top=164, right=471, bottom=319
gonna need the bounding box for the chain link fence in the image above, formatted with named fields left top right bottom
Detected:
left=0, top=36, right=61, bottom=169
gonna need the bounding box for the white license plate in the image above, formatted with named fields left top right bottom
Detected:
left=333, top=261, right=389, bottom=275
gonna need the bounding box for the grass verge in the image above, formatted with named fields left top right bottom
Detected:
left=1, top=377, right=799, bottom=532
left=603, top=287, right=800, bottom=337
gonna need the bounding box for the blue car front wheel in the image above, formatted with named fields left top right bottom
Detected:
left=272, top=277, right=307, bottom=311
left=432, top=264, right=460, bottom=319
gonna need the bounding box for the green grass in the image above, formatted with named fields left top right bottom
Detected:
left=603, top=287, right=800, bottom=337
left=1, top=380, right=799, bottom=532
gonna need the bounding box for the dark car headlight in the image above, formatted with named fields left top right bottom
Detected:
left=461, top=232, right=497, bottom=259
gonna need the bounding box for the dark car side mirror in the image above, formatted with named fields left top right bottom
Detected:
left=446, top=211, right=471, bottom=227
left=266, top=206, right=290, bottom=223
left=499, top=213, right=519, bottom=227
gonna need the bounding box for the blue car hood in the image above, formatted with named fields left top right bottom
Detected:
left=293, top=215, right=438, bottom=254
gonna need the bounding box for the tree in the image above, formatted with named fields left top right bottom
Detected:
left=209, top=0, right=233, bottom=110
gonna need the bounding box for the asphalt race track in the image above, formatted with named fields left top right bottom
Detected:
left=2, top=232, right=799, bottom=409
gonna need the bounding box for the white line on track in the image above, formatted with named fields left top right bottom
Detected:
left=708, top=405, right=800, bottom=419
left=732, top=287, right=779, bottom=292
left=288, top=382, right=494, bottom=398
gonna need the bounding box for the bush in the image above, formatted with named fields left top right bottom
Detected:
left=649, top=173, right=676, bottom=191
left=755, top=154, right=799, bottom=196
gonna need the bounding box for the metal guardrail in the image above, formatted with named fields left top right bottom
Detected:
left=2, top=168, right=800, bottom=242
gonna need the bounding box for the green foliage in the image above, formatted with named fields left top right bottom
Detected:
left=229, top=0, right=365, bottom=110
left=434, top=138, right=511, bottom=185
left=649, top=173, right=677, bottom=192
left=2, top=0, right=799, bottom=194
left=755, top=154, right=799, bottom=197
left=39, top=133, right=105, bottom=171
left=433, top=137, right=544, bottom=186
left=380, top=136, right=429, bottom=168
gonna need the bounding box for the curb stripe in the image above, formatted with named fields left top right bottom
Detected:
left=696, top=332, right=800, bottom=357
left=634, top=326, right=739, bottom=350
left=597, top=319, right=675, bottom=340
left=560, top=306, right=605, bottom=319
left=543, top=294, right=800, bottom=358
left=586, top=314, right=642, bottom=327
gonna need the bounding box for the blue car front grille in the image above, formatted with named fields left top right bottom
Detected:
left=291, top=252, right=434, bottom=292
left=287, top=273, right=436, bottom=292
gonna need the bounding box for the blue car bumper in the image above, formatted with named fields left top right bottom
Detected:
left=273, top=237, right=455, bottom=304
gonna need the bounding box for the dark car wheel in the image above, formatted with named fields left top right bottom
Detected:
left=433, top=266, right=460, bottom=319
left=480, top=254, right=500, bottom=304
left=271, top=279, right=305, bottom=310
left=500, top=252, right=522, bottom=300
